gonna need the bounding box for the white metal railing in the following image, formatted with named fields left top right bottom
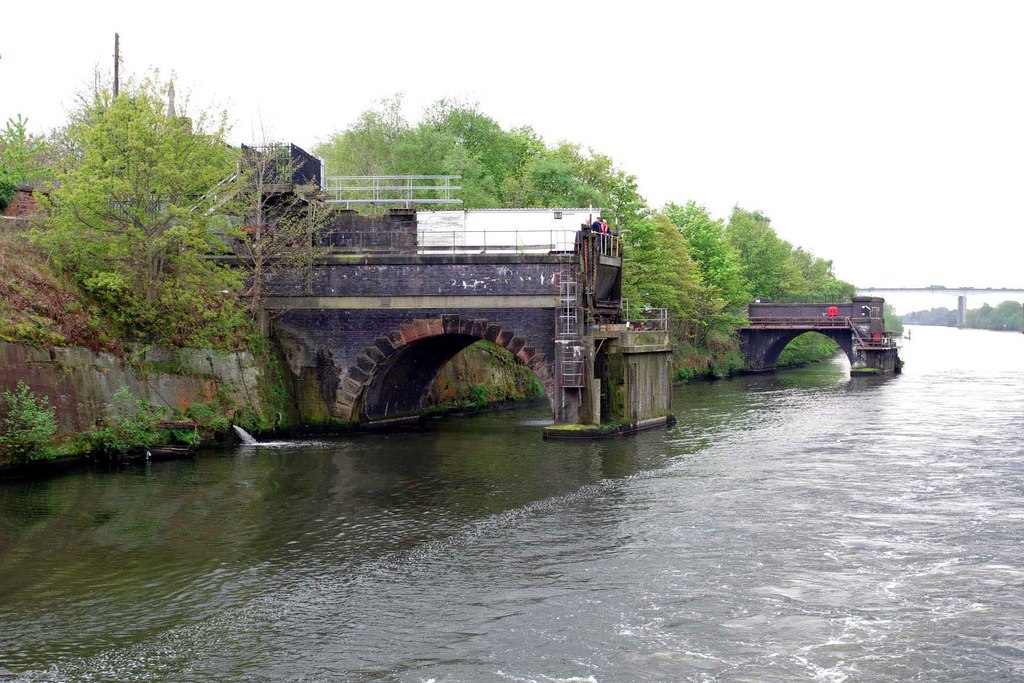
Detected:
left=417, top=228, right=580, bottom=254
left=622, top=299, right=669, bottom=331
left=320, top=228, right=582, bottom=254
left=324, top=175, right=462, bottom=207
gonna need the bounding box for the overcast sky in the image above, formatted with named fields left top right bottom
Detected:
left=2, top=1, right=1022, bottom=294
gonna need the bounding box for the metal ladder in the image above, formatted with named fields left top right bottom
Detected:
left=556, top=261, right=585, bottom=388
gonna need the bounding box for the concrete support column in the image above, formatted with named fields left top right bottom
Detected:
left=957, top=295, right=967, bottom=328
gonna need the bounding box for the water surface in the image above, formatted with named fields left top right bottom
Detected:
left=1, top=325, right=1022, bottom=681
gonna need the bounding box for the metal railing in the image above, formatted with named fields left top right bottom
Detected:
left=585, top=230, right=622, bottom=258
left=750, top=295, right=854, bottom=304
left=745, top=316, right=855, bottom=328
left=622, top=299, right=669, bottom=331
left=324, top=175, right=462, bottom=207
left=316, top=229, right=582, bottom=254
left=855, top=336, right=901, bottom=350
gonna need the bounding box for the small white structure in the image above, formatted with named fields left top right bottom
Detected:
left=416, top=208, right=602, bottom=253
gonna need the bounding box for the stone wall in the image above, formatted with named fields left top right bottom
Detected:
left=0, top=342, right=267, bottom=434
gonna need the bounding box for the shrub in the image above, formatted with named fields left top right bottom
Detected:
left=86, top=386, right=164, bottom=455
left=0, top=381, right=57, bottom=464
left=185, top=402, right=230, bottom=433
left=0, top=176, right=16, bottom=212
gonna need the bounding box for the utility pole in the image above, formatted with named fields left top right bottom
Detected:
left=113, top=33, right=120, bottom=97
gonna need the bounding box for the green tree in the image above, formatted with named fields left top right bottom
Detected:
left=665, top=201, right=749, bottom=308
left=316, top=94, right=410, bottom=177
left=38, top=77, right=244, bottom=345
left=622, top=214, right=700, bottom=321
left=0, top=115, right=49, bottom=184
left=725, top=207, right=803, bottom=300
left=884, top=303, right=904, bottom=334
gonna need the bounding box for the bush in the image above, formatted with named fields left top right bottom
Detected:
left=185, top=402, right=230, bottom=433
left=0, top=381, right=57, bottom=464
left=0, top=176, right=17, bottom=212
left=85, top=386, right=164, bottom=455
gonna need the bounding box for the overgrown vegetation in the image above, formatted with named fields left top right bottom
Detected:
left=34, top=77, right=253, bottom=349
left=78, top=386, right=164, bottom=455
left=0, top=381, right=57, bottom=465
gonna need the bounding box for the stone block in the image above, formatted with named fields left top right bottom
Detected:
left=365, top=345, right=385, bottom=364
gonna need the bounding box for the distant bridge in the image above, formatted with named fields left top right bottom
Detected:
left=739, top=298, right=900, bottom=374
left=856, top=287, right=1024, bottom=327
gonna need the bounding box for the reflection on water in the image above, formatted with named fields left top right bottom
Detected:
left=1, top=325, right=1023, bottom=681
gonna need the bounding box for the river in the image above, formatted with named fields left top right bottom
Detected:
left=1, top=325, right=1022, bottom=682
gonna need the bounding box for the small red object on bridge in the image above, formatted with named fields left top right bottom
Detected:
left=827, top=306, right=839, bottom=318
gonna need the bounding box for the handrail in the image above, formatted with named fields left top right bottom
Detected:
left=622, top=299, right=669, bottom=331
left=745, top=317, right=854, bottom=328
left=318, top=228, right=582, bottom=254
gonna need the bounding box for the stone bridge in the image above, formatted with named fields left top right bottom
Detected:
left=267, top=252, right=565, bottom=424
left=263, top=226, right=673, bottom=435
left=739, top=297, right=901, bottom=374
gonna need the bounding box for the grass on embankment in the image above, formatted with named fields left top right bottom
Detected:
left=0, top=227, right=119, bottom=352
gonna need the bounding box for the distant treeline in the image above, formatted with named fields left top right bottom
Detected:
left=904, top=301, right=1023, bottom=331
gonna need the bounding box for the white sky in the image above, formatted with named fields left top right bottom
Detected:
left=2, top=1, right=1022, bottom=292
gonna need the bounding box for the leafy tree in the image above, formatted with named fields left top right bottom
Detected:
left=965, top=300, right=1023, bottom=331
left=0, top=381, right=57, bottom=464
left=424, top=100, right=538, bottom=198
left=316, top=94, right=410, bottom=176
left=883, top=303, right=904, bottom=334
left=665, top=201, right=749, bottom=308
left=725, top=207, right=803, bottom=300
left=0, top=115, right=49, bottom=185
left=622, top=214, right=700, bottom=321
left=903, top=307, right=956, bottom=326
left=38, top=76, right=245, bottom=345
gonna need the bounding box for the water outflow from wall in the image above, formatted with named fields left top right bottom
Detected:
left=232, top=425, right=258, bottom=445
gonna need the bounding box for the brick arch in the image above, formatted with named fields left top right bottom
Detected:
left=743, top=328, right=855, bottom=372
left=336, top=313, right=556, bottom=423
